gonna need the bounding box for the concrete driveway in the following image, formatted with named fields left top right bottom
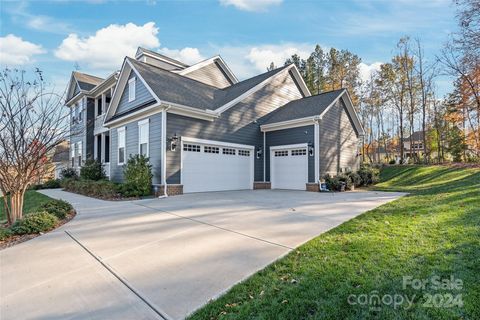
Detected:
left=1, top=189, right=405, bottom=320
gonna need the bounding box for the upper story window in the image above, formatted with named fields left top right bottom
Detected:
left=128, top=77, right=136, bottom=102
left=138, top=119, right=149, bottom=157
left=96, top=96, right=102, bottom=116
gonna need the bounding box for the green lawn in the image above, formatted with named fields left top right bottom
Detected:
left=0, top=190, right=53, bottom=223
left=189, top=165, right=480, bottom=320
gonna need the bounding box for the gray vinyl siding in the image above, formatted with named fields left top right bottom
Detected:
left=73, top=84, right=80, bottom=97
left=85, top=98, right=95, bottom=160
left=183, top=61, right=233, bottom=88
left=109, top=112, right=163, bottom=184
left=166, top=69, right=304, bottom=184
left=69, top=98, right=87, bottom=168
left=319, top=97, right=360, bottom=176
left=116, top=70, right=155, bottom=115
left=266, top=125, right=315, bottom=183
left=143, top=56, right=181, bottom=71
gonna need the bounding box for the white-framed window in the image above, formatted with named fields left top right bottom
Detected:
left=128, top=77, right=136, bottom=102
left=77, top=141, right=82, bottom=166
left=138, top=119, right=149, bottom=157
left=183, top=144, right=201, bottom=152
left=204, top=146, right=219, bottom=154
left=117, top=127, right=126, bottom=165
left=223, top=148, right=236, bottom=155
left=274, top=150, right=288, bottom=157
left=239, top=150, right=250, bottom=156
left=291, top=149, right=307, bottom=156
left=71, top=144, right=75, bottom=167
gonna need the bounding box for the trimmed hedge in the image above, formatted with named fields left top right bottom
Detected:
left=38, top=199, right=73, bottom=219
left=80, top=159, right=106, bottom=181
left=62, top=178, right=121, bottom=199
left=11, top=212, right=58, bottom=235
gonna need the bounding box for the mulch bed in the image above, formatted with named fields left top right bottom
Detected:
left=0, top=210, right=76, bottom=250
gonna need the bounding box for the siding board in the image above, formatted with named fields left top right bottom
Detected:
left=183, top=61, right=232, bottom=88
left=116, top=70, right=155, bottom=115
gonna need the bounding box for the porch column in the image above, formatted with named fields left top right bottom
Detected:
left=101, top=133, right=106, bottom=163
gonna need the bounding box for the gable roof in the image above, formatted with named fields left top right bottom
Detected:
left=262, top=88, right=345, bottom=124
left=404, top=131, right=425, bottom=141
left=135, top=47, right=189, bottom=70
left=73, top=71, right=103, bottom=91
left=176, top=55, right=238, bottom=86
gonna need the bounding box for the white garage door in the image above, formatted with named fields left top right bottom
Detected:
left=181, top=138, right=254, bottom=193
left=271, top=144, right=308, bottom=190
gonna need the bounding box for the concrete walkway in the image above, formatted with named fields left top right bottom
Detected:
left=0, top=189, right=405, bottom=320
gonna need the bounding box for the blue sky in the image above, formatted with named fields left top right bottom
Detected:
left=0, top=0, right=457, bottom=95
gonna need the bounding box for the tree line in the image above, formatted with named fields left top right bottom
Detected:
left=271, top=0, right=479, bottom=164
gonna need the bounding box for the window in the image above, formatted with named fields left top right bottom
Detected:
left=74, top=103, right=79, bottom=122
left=239, top=150, right=250, bottom=156
left=96, top=96, right=102, bottom=116
left=71, top=145, right=75, bottom=167
left=274, top=150, right=288, bottom=157
left=291, top=149, right=307, bottom=156
left=118, top=127, right=126, bottom=165
left=138, top=119, right=149, bottom=157
left=183, top=144, right=200, bottom=152
left=77, top=141, right=82, bottom=166
left=204, top=146, right=219, bottom=154
left=128, top=77, right=136, bottom=102
left=77, top=100, right=83, bottom=122
left=223, top=148, right=236, bottom=155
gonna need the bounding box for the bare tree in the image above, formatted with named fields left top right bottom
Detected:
left=0, top=68, right=70, bottom=225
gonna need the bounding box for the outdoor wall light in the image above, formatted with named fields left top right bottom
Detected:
left=308, top=142, right=314, bottom=157
left=170, top=133, right=179, bottom=151
left=256, top=146, right=263, bottom=159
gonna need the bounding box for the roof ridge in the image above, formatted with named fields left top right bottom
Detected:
left=72, top=71, right=104, bottom=81
left=220, top=64, right=290, bottom=92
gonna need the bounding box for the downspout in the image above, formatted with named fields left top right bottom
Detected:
left=159, top=108, right=168, bottom=198
left=314, top=116, right=321, bottom=184
left=263, top=131, right=266, bottom=182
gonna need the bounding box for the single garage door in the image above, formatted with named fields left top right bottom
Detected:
left=181, top=139, right=254, bottom=193
left=270, top=144, right=308, bottom=190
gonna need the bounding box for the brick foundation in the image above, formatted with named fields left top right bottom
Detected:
left=253, top=181, right=271, bottom=189
left=306, top=183, right=320, bottom=192
left=154, top=184, right=183, bottom=196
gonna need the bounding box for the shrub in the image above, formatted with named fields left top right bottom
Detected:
left=62, top=179, right=121, bottom=199
left=358, top=165, right=380, bottom=186
left=11, top=212, right=58, bottom=235
left=60, top=167, right=78, bottom=179
left=323, top=174, right=341, bottom=191
left=42, top=179, right=61, bottom=189
left=337, top=173, right=353, bottom=190
left=80, top=159, right=106, bottom=181
left=388, top=159, right=396, bottom=165
left=0, top=227, right=12, bottom=241
left=123, top=155, right=153, bottom=197
left=346, top=171, right=362, bottom=188
left=38, top=199, right=73, bottom=219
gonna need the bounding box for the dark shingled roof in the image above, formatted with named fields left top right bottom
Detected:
left=404, top=131, right=425, bottom=141
left=73, top=71, right=104, bottom=91
left=128, top=58, right=290, bottom=110
left=261, top=88, right=345, bottom=124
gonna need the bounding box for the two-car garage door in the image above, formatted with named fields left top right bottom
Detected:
left=181, top=139, right=254, bottom=193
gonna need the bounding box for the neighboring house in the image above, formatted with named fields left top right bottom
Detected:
left=51, top=140, right=70, bottom=179
left=65, top=47, right=364, bottom=195
left=403, top=131, right=425, bottom=157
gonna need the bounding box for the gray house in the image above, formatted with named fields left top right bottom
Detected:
left=65, top=47, right=364, bottom=195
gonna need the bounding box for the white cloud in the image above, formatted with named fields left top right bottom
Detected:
left=0, top=34, right=46, bottom=66
left=247, top=44, right=312, bottom=71
left=55, top=22, right=160, bottom=70
left=359, top=62, right=382, bottom=83
left=158, top=47, right=205, bottom=65
left=219, top=0, right=282, bottom=12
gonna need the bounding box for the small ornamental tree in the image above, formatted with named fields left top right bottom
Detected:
left=122, top=154, right=153, bottom=197
left=0, top=68, right=72, bottom=225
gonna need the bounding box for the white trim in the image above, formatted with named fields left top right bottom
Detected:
left=128, top=77, right=136, bottom=102
left=290, top=64, right=312, bottom=97
left=263, top=131, right=266, bottom=182
left=135, top=48, right=188, bottom=69
left=181, top=136, right=255, bottom=150
left=260, top=116, right=319, bottom=132
left=314, top=122, right=320, bottom=183
left=105, top=103, right=163, bottom=128
left=138, top=118, right=149, bottom=157
left=270, top=143, right=308, bottom=151
left=117, top=126, right=126, bottom=165
left=270, top=143, right=308, bottom=189
left=176, top=55, right=238, bottom=84
left=161, top=110, right=167, bottom=196
left=163, top=102, right=218, bottom=121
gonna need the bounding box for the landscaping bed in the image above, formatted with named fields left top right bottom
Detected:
left=0, top=191, right=76, bottom=250
left=188, top=165, right=480, bottom=319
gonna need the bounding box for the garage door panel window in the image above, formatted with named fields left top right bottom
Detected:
left=183, top=144, right=200, bottom=152
left=222, top=148, right=236, bottom=155
left=274, top=150, right=288, bottom=157
left=238, top=150, right=250, bottom=156
left=204, top=146, right=219, bottom=154
left=138, top=119, right=149, bottom=157
left=291, top=149, right=307, bottom=156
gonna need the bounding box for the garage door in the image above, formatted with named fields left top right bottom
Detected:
left=270, top=144, right=308, bottom=190
left=181, top=139, right=254, bottom=193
